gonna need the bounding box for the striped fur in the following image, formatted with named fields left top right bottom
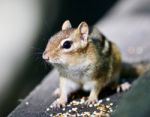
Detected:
left=43, top=20, right=121, bottom=107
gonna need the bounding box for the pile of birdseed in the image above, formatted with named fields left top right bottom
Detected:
left=46, top=97, right=115, bottom=117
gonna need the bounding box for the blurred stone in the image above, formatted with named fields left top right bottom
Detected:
left=96, top=0, right=150, bottom=63
left=0, top=0, right=60, bottom=116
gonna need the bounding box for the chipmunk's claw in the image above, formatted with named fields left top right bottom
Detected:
left=51, top=98, right=66, bottom=109
left=85, top=98, right=98, bottom=105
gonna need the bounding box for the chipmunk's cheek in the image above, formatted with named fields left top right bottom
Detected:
left=59, top=56, right=67, bottom=64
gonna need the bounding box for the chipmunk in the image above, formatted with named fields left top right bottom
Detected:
left=42, top=20, right=148, bottom=108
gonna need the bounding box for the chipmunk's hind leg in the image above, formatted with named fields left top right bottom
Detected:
left=117, top=82, right=131, bottom=92
left=110, top=72, right=131, bottom=92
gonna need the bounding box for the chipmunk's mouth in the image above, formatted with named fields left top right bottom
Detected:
left=42, top=53, right=58, bottom=64
left=47, top=58, right=61, bottom=64
left=48, top=59, right=55, bottom=63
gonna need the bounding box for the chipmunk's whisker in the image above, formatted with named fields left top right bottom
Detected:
left=33, top=52, right=43, bottom=55
left=31, top=46, right=43, bottom=51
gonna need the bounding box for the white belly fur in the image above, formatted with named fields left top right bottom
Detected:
left=61, top=59, right=96, bottom=91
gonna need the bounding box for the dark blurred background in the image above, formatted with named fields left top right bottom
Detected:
left=0, top=0, right=118, bottom=116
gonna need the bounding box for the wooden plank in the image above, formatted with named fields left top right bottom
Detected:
left=9, top=70, right=124, bottom=117
left=9, top=70, right=59, bottom=117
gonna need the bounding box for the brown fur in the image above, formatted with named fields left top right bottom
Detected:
left=42, top=20, right=122, bottom=107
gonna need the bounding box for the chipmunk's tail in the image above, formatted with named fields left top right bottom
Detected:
left=121, top=61, right=150, bottom=78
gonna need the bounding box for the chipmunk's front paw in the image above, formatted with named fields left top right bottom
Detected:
left=52, top=88, right=60, bottom=97
left=85, top=97, right=98, bottom=105
left=51, top=98, right=67, bottom=108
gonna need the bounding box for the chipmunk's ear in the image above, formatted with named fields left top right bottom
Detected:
left=62, top=20, right=72, bottom=30
left=77, top=22, right=89, bottom=47
left=77, top=22, right=89, bottom=41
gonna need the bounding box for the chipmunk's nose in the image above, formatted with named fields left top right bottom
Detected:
left=42, top=51, right=49, bottom=62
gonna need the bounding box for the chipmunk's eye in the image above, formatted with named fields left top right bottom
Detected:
left=62, top=41, right=72, bottom=49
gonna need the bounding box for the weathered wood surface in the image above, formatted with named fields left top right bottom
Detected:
left=9, top=70, right=123, bottom=117
left=9, top=70, right=59, bottom=117
left=9, top=0, right=150, bottom=116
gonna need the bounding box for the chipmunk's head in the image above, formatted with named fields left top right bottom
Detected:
left=42, top=20, right=89, bottom=65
